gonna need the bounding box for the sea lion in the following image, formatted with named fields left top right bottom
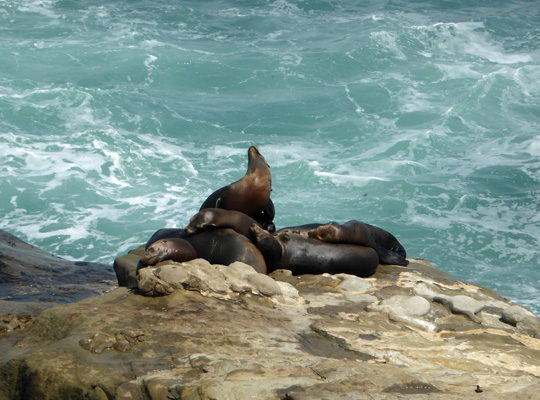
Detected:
left=199, top=146, right=275, bottom=232
left=307, top=220, right=408, bottom=266
left=185, top=208, right=261, bottom=238
left=186, top=228, right=266, bottom=274
left=249, top=224, right=379, bottom=277
left=140, top=238, right=197, bottom=266
left=143, top=228, right=267, bottom=274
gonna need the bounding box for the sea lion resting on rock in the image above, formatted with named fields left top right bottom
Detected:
left=140, top=238, right=197, bottom=266
left=185, top=208, right=260, bottom=239
left=307, top=221, right=408, bottom=266
left=141, top=228, right=267, bottom=274
left=186, top=209, right=408, bottom=267
left=200, top=146, right=275, bottom=232
left=250, top=223, right=379, bottom=277
left=186, top=229, right=266, bottom=274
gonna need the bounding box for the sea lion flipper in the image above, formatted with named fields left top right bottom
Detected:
left=215, top=196, right=223, bottom=208
left=264, top=198, right=275, bottom=220
left=376, top=246, right=409, bottom=266
left=200, top=187, right=227, bottom=210
left=253, top=198, right=276, bottom=232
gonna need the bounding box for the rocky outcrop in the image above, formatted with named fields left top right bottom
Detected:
left=1, top=237, right=540, bottom=399
left=0, top=229, right=116, bottom=339
left=0, top=229, right=116, bottom=305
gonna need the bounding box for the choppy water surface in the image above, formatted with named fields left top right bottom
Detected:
left=1, top=0, right=539, bottom=313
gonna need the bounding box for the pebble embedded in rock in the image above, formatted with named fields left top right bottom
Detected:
left=434, top=295, right=484, bottom=323
left=221, top=262, right=257, bottom=293
left=402, top=296, right=431, bottom=317
left=247, top=274, right=282, bottom=297
left=380, top=295, right=431, bottom=317
left=336, top=273, right=372, bottom=293
left=501, top=305, right=536, bottom=326
left=79, top=332, right=116, bottom=354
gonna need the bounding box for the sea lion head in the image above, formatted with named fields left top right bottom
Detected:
left=140, top=238, right=197, bottom=266
left=248, top=146, right=270, bottom=169
left=185, top=209, right=217, bottom=235
left=140, top=240, right=169, bottom=266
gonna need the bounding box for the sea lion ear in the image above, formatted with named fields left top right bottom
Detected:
left=215, top=197, right=223, bottom=208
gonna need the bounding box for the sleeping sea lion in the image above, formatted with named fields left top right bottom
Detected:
left=199, top=146, right=275, bottom=232
left=142, top=228, right=266, bottom=274
left=307, top=220, right=408, bottom=266
left=185, top=208, right=261, bottom=238
left=186, top=228, right=266, bottom=274
left=140, top=238, right=197, bottom=266
left=249, top=223, right=379, bottom=277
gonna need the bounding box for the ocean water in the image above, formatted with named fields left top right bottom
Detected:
left=1, top=0, right=539, bottom=314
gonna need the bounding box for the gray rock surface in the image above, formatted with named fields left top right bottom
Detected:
left=0, top=229, right=116, bottom=314
left=336, top=273, right=372, bottom=293
left=1, top=241, right=540, bottom=400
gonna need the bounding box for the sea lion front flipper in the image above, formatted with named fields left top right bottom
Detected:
left=215, top=196, right=223, bottom=208
left=376, top=245, right=409, bottom=266
left=254, top=198, right=276, bottom=232
left=200, top=187, right=227, bottom=210
left=264, top=198, right=275, bottom=221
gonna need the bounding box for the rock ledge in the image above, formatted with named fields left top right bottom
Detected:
left=1, top=246, right=540, bottom=400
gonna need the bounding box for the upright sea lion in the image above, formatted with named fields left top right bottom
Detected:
left=185, top=208, right=261, bottom=238
left=250, top=224, right=379, bottom=277
left=142, top=227, right=267, bottom=274
left=307, top=220, right=408, bottom=266
left=199, top=146, right=275, bottom=232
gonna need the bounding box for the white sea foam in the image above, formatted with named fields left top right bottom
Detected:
left=417, top=21, right=532, bottom=65
left=512, top=65, right=540, bottom=97
left=314, top=171, right=389, bottom=186
left=17, top=0, right=58, bottom=19
left=370, top=31, right=407, bottom=60
left=344, top=84, right=364, bottom=113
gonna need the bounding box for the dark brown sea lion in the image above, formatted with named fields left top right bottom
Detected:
left=199, top=146, right=275, bottom=232
left=307, top=220, right=408, bottom=266
left=142, top=228, right=267, bottom=274
left=185, top=208, right=261, bottom=238
left=249, top=224, right=379, bottom=277
left=140, top=238, right=197, bottom=266
left=186, top=228, right=266, bottom=274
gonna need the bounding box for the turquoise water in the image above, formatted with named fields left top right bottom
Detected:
left=1, top=0, right=539, bottom=314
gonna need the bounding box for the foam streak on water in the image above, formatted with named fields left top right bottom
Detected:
left=1, top=0, right=539, bottom=314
